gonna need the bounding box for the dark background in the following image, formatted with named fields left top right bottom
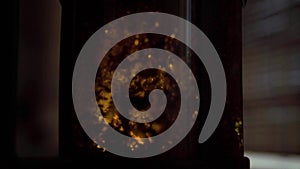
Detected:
left=4, top=0, right=300, bottom=168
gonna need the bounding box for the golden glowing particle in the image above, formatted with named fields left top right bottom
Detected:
left=99, top=99, right=111, bottom=113
left=160, top=67, right=166, bottom=71
left=113, top=114, right=119, bottom=120
left=128, top=140, right=137, bottom=151
left=144, top=38, right=149, bottom=43
left=148, top=54, right=152, bottom=58
left=119, top=126, right=124, bottom=132
left=148, top=77, right=154, bottom=83
left=96, top=144, right=106, bottom=152
left=155, top=22, right=160, bottom=27
left=129, top=131, right=145, bottom=145
left=104, top=29, right=109, bottom=34
left=170, top=33, right=176, bottom=38
left=169, top=63, right=173, bottom=70
left=148, top=136, right=154, bottom=143
left=144, top=123, right=151, bottom=129
left=134, top=91, right=145, bottom=97
left=235, top=121, right=242, bottom=126
left=112, top=119, right=121, bottom=127
left=135, top=136, right=144, bottom=145
left=103, top=117, right=111, bottom=124
left=98, top=115, right=103, bottom=122
left=102, top=140, right=106, bottom=143
left=234, top=120, right=242, bottom=136
left=235, top=128, right=240, bottom=135
left=168, top=141, right=173, bottom=145
left=193, top=111, right=198, bottom=119
left=140, top=78, right=147, bottom=87
left=129, top=120, right=136, bottom=126
left=195, top=96, right=199, bottom=100
left=102, top=127, right=108, bottom=132
left=129, top=141, right=136, bottom=151
left=134, top=39, right=139, bottom=46
left=152, top=123, right=163, bottom=133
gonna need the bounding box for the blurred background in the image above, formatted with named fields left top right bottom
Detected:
left=11, top=0, right=300, bottom=168
left=243, top=0, right=300, bottom=168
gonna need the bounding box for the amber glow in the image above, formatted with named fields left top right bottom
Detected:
left=93, top=31, right=185, bottom=152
